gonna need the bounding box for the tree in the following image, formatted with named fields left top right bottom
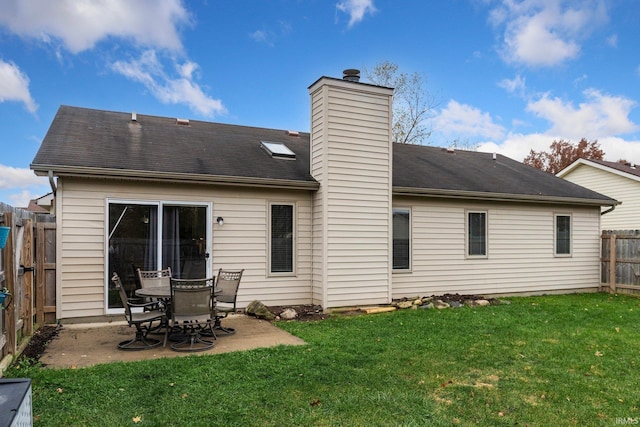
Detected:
left=523, top=138, right=604, bottom=175
left=363, top=61, right=439, bottom=145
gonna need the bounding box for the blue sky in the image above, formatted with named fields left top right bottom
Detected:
left=1, top=0, right=639, bottom=207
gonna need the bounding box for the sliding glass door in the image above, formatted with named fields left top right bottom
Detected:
left=107, top=201, right=210, bottom=310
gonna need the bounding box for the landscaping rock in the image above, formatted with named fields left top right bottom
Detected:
left=434, top=300, right=450, bottom=309
left=245, top=300, right=276, bottom=320
left=280, top=308, right=298, bottom=320
left=390, top=293, right=501, bottom=312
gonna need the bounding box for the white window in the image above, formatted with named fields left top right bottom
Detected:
left=467, top=211, right=487, bottom=257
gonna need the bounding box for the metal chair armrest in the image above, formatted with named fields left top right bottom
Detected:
left=128, top=300, right=162, bottom=310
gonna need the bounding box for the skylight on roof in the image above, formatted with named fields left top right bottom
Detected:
left=261, top=141, right=296, bottom=159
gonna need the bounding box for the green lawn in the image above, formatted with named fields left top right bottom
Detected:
left=5, top=293, right=640, bottom=426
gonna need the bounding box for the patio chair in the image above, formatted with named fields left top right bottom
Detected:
left=168, top=277, right=217, bottom=352
left=212, top=269, right=244, bottom=335
left=136, top=267, right=172, bottom=309
left=112, top=273, right=166, bottom=351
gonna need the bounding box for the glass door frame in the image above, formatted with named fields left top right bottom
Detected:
left=105, top=198, right=212, bottom=315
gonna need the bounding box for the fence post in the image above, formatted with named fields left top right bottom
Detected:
left=21, top=219, right=34, bottom=336
left=609, top=233, right=616, bottom=293
left=3, top=212, right=16, bottom=355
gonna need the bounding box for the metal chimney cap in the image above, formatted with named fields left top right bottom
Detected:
left=343, top=69, right=360, bottom=82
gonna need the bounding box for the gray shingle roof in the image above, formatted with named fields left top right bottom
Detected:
left=32, top=106, right=316, bottom=188
left=393, top=144, right=616, bottom=204
left=31, top=105, right=616, bottom=205
left=588, top=159, right=640, bottom=179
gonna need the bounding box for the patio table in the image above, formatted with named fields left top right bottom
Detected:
left=135, top=286, right=222, bottom=344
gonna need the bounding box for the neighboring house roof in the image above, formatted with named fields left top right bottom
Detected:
left=32, top=105, right=617, bottom=207
left=558, top=158, right=640, bottom=183
left=26, top=200, right=50, bottom=213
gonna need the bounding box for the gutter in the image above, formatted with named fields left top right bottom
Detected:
left=33, top=165, right=320, bottom=191
left=393, top=186, right=619, bottom=208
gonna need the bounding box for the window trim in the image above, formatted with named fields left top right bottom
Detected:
left=554, top=213, right=572, bottom=257
left=466, top=210, right=488, bottom=259
left=392, top=207, right=411, bottom=271
left=268, top=201, right=296, bottom=277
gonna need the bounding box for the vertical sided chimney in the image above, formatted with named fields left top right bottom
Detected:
left=308, top=71, right=393, bottom=309
left=342, top=69, right=360, bottom=82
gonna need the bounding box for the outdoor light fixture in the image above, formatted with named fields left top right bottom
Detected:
left=216, top=217, right=224, bottom=226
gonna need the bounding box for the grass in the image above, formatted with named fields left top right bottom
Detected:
left=5, top=293, right=640, bottom=426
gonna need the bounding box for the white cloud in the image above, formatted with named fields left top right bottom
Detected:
left=0, top=0, right=190, bottom=53
left=249, top=22, right=292, bottom=47
left=250, top=30, right=271, bottom=45
left=479, top=133, right=640, bottom=165
left=478, top=133, right=553, bottom=161
left=526, top=89, right=638, bottom=138
left=0, top=60, right=38, bottom=113
left=490, top=0, right=608, bottom=67
left=6, top=189, right=44, bottom=208
left=111, top=50, right=226, bottom=117
left=498, top=74, right=526, bottom=96
left=0, top=165, right=51, bottom=207
left=0, top=165, right=48, bottom=190
left=336, top=0, right=376, bottom=28
left=598, top=136, right=640, bottom=163
left=434, top=100, right=506, bottom=141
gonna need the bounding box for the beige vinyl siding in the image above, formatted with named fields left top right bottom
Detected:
left=392, top=197, right=601, bottom=298
left=310, top=83, right=326, bottom=306
left=310, top=78, right=393, bottom=308
left=56, top=177, right=313, bottom=320
left=562, top=164, right=640, bottom=230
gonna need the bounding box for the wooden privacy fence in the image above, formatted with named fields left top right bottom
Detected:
left=601, top=230, right=640, bottom=294
left=0, top=204, right=56, bottom=365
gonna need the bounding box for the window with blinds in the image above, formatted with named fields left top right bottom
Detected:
left=270, top=203, right=294, bottom=273
left=467, top=211, right=487, bottom=257
left=393, top=208, right=410, bottom=270
left=555, top=214, right=571, bottom=256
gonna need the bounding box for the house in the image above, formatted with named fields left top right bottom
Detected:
left=31, top=70, right=618, bottom=323
left=26, top=192, right=54, bottom=214
left=557, top=159, right=638, bottom=230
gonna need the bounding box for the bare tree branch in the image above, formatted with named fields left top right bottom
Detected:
left=364, top=61, right=439, bottom=144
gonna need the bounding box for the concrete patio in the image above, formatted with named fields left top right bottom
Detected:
left=40, top=314, right=305, bottom=369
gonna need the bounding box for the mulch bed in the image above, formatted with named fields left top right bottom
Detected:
left=16, top=324, right=60, bottom=364
left=429, top=293, right=499, bottom=304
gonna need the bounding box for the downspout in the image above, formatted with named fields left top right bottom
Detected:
left=48, top=170, right=57, bottom=195
left=601, top=205, right=616, bottom=216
